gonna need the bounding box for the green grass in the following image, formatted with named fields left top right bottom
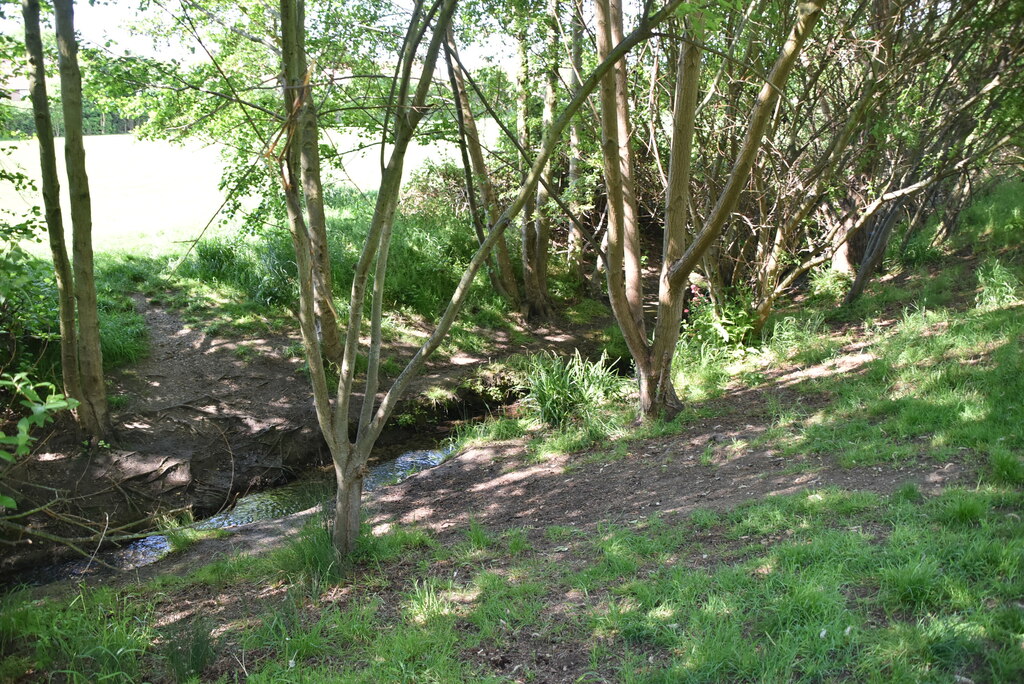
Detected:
left=588, top=486, right=1024, bottom=682
left=3, top=478, right=1021, bottom=682
left=160, top=513, right=230, bottom=554
left=769, top=303, right=1024, bottom=467
left=954, top=180, right=1024, bottom=253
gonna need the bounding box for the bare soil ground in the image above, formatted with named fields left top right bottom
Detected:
left=1, top=294, right=603, bottom=578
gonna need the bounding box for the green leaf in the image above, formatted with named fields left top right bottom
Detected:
left=0, top=494, right=16, bottom=509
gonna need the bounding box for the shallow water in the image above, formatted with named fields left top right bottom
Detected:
left=15, top=447, right=449, bottom=586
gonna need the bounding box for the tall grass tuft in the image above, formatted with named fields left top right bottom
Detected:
left=955, top=180, right=1024, bottom=252
left=518, top=350, right=625, bottom=428
left=988, top=448, right=1024, bottom=485
left=161, top=616, right=216, bottom=683
left=975, top=259, right=1022, bottom=310
left=268, top=514, right=341, bottom=585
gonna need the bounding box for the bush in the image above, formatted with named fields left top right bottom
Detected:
left=899, top=230, right=944, bottom=268
left=808, top=268, right=852, bottom=304
left=177, top=187, right=491, bottom=322
left=682, top=286, right=756, bottom=349
left=0, top=244, right=59, bottom=376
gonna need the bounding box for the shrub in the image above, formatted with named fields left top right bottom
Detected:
left=681, top=285, right=756, bottom=349
left=0, top=244, right=59, bottom=376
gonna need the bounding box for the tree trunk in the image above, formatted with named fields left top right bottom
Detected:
left=298, top=90, right=343, bottom=364
left=281, top=0, right=685, bottom=562
left=22, top=0, right=81, bottom=411
left=445, top=29, right=520, bottom=304
left=642, top=18, right=702, bottom=417
left=595, top=0, right=648, bottom=369
left=54, top=0, right=108, bottom=439
left=527, top=0, right=560, bottom=320
left=566, top=0, right=585, bottom=283
left=517, top=30, right=548, bottom=319
left=666, top=0, right=826, bottom=290
left=608, top=0, right=645, bottom=335
left=332, top=471, right=363, bottom=560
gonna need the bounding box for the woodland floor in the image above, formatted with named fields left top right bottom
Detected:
left=8, top=277, right=1004, bottom=682
left=67, top=335, right=976, bottom=683
left=1, top=290, right=606, bottom=578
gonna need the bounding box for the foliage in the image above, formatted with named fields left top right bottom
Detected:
left=0, top=372, right=77, bottom=509
left=172, top=187, right=492, bottom=323
left=681, top=285, right=756, bottom=350
left=517, top=350, right=626, bottom=428
left=893, top=224, right=944, bottom=269
left=159, top=616, right=216, bottom=684
left=1, top=97, right=141, bottom=140
left=808, top=268, right=852, bottom=305
left=1, top=588, right=156, bottom=682
left=955, top=180, right=1024, bottom=252
left=0, top=152, right=56, bottom=376
left=402, top=160, right=472, bottom=219
left=0, top=244, right=59, bottom=375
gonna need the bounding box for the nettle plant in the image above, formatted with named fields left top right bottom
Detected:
left=1, top=373, right=78, bottom=509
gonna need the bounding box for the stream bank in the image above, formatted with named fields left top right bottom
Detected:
left=0, top=296, right=539, bottom=582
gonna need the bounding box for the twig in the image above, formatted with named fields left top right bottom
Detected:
left=84, top=514, right=111, bottom=573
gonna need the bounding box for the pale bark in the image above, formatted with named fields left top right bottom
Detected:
left=595, top=0, right=647, bottom=369
left=282, top=0, right=686, bottom=562
left=517, top=30, right=547, bottom=319
left=445, top=30, right=519, bottom=303
left=665, top=0, right=826, bottom=290
left=22, top=0, right=80, bottom=409
left=279, top=0, right=337, bottom=455
left=529, top=0, right=560, bottom=320
left=594, top=1, right=825, bottom=416
left=54, top=0, right=108, bottom=438
left=642, top=24, right=701, bottom=416
left=566, top=0, right=585, bottom=282
left=358, top=0, right=690, bottom=448
left=608, top=0, right=644, bottom=334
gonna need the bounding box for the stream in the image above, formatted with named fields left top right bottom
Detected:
left=15, top=446, right=451, bottom=587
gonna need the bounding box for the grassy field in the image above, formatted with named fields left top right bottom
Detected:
left=2, top=135, right=226, bottom=255
left=2, top=131, right=460, bottom=256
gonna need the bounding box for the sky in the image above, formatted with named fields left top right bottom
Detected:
left=2, top=1, right=149, bottom=52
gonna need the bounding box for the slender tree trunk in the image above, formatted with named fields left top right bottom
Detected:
left=527, top=0, right=560, bottom=319
left=641, top=20, right=701, bottom=416
left=22, top=0, right=81, bottom=410
left=296, top=49, right=343, bottom=363
left=596, top=0, right=648, bottom=370
left=566, top=0, right=585, bottom=283
left=54, top=0, right=108, bottom=439
left=666, top=1, right=826, bottom=290
left=333, top=472, right=363, bottom=559
left=445, top=29, right=520, bottom=304
left=517, top=30, right=547, bottom=319
left=608, top=0, right=645, bottom=334
left=282, top=0, right=686, bottom=562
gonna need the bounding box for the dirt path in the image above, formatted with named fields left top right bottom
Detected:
left=90, top=347, right=973, bottom=592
